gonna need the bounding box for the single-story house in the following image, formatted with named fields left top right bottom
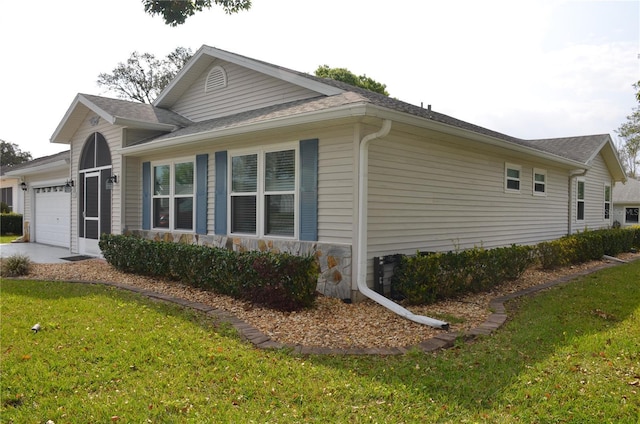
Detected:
left=613, top=177, right=640, bottom=227
left=6, top=45, right=627, bottom=306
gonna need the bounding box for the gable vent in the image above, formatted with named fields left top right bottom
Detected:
left=205, top=66, right=227, bottom=93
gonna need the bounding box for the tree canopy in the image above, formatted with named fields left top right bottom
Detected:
left=1, top=140, right=32, bottom=167
left=615, top=81, right=640, bottom=178
left=97, top=47, right=193, bottom=104
left=142, top=0, right=251, bottom=26
left=314, top=65, right=389, bottom=96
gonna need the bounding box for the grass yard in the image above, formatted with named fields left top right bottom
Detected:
left=0, top=235, right=20, bottom=244
left=1, top=261, right=639, bottom=423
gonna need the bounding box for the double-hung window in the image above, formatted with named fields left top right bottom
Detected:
left=533, top=168, right=546, bottom=195
left=152, top=160, right=195, bottom=231
left=505, top=163, right=521, bottom=192
left=576, top=179, right=585, bottom=221
left=604, top=184, right=611, bottom=220
left=230, top=145, right=297, bottom=238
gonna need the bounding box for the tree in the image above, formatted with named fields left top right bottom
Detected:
left=0, top=140, right=32, bottom=167
left=97, top=47, right=193, bottom=103
left=142, top=0, right=251, bottom=26
left=314, top=65, right=389, bottom=96
left=615, top=81, right=640, bottom=178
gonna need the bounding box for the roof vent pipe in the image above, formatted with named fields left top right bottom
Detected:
left=357, top=119, right=449, bottom=330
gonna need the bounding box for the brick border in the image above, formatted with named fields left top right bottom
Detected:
left=34, top=257, right=638, bottom=356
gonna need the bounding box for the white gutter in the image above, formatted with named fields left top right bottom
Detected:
left=357, top=119, right=449, bottom=330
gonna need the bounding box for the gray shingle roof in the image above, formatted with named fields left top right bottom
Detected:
left=3, top=150, right=70, bottom=174
left=80, top=94, right=192, bottom=128
left=85, top=50, right=617, bottom=170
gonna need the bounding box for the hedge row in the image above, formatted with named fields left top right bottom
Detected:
left=537, top=227, right=639, bottom=269
left=392, top=227, right=640, bottom=305
left=99, top=234, right=319, bottom=311
left=392, top=245, right=536, bottom=305
left=0, top=213, right=23, bottom=236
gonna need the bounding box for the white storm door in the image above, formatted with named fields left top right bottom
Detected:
left=80, top=172, right=101, bottom=255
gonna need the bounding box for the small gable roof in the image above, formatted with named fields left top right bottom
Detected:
left=51, top=94, right=192, bottom=144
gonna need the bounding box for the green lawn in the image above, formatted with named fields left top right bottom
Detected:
left=1, top=261, right=639, bottom=423
left=0, top=235, right=20, bottom=244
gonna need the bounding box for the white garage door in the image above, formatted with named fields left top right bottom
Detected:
left=34, top=185, right=70, bottom=248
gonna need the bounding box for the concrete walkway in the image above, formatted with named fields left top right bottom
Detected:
left=0, top=242, right=78, bottom=264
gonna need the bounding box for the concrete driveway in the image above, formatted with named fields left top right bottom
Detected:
left=0, top=243, right=80, bottom=264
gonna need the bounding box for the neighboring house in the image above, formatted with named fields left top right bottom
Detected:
left=613, top=177, right=640, bottom=227
left=9, top=45, right=627, bottom=303
left=4, top=151, right=70, bottom=245
left=0, top=167, right=19, bottom=214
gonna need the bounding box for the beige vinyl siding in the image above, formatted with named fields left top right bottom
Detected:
left=570, top=154, right=613, bottom=232
left=69, top=117, right=122, bottom=253
left=317, top=127, right=356, bottom=244
left=366, top=131, right=570, bottom=258
left=171, top=61, right=321, bottom=122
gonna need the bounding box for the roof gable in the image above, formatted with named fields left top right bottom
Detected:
left=51, top=94, right=192, bottom=144
left=153, top=45, right=344, bottom=109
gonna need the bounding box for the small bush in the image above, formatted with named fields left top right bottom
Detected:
left=0, top=213, right=23, bottom=236
left=0, top=254, right=32, bottom=277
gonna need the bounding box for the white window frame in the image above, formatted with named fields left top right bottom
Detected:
left=576, top=178, right=585, bottom=221
left=505, top=163, right=521, bottom=193
left=151, top=157, right=196, bottom=232
left=533, top=168, right=547, bottom=196
left=228, top=142, right=299, bottom=239
left=603, top=183, right=611, bottom=220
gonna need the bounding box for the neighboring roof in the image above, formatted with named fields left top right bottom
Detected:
left=4, top=150, right=70, bottom=177
left=613, top=178, right=640, bottom=203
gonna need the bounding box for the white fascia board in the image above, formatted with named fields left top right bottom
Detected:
left=50, top=94, right=116, bottom=143
left=112, top=117, right=176, bottom=131
left=364, top=105, right=590, bottom=170
left=118, top=102, right=369, bottom=156
left=4, top=160, right=69, bottom=177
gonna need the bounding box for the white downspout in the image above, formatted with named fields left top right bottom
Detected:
left=357, top=119, right=449, bottom=330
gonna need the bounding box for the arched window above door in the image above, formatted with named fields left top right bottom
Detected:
left=80, top=132, right=111, bottom=170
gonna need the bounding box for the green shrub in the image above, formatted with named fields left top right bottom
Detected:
left=99, top=234, right=319, bottom=311
left=538, top=228, right=638, bottom=269
left=0, top=254, right=32, bottom=277
left=392, top=245, right=535, bottom=305
left=0, top=213, right=23, bottom=236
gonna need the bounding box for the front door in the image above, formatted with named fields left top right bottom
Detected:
left=80, top=171, right=101, bottom=255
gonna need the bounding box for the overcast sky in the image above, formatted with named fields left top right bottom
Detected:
left=1, top=0, right=638, bottom=159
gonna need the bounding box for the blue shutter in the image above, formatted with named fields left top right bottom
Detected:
left=214, top=151, right=227, bottom=235
left=142, top=162, right=151, bottom=230
left=195, top=154, right=208, bottom=235
left=299, top=139, right=318, bottom=241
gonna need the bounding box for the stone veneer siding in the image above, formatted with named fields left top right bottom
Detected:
left=129, top=230, right=352, bottom=300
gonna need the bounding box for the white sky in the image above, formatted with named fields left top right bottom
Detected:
left=1, top=0, right=638, bottom=158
